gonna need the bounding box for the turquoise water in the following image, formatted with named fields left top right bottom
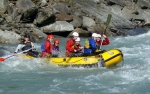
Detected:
left=0, top=30, right=150, bottom=94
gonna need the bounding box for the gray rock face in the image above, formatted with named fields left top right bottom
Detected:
left=41, top=21, right=74, bottom=33
left=137, top=0, right=150, bottom=9
left=70, top=16, right=82, bottom=28
left=16, top=0, right=35, bottom=13
left=0, top=0, right=150, bottom=44
left=0, top=0, right=8, bottom=14
left=0, top=30, right=21, bottom=44
left=34, top=7, right=55, bottom=26
left=83, top=16, right=96, bottom=28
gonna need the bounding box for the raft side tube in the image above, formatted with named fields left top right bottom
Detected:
left=101, top=49, right=123, bottom=67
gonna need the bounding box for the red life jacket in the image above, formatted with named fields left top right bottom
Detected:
left=66, top=39, right=75, bottom=56
left=96, top=38, right=110, bottom=46
left=73, top=44, right=82, bottom=52
left=41, top=40, right=52, bottom=54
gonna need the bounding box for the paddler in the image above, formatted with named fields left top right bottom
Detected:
left=14, top=34, right=39, bottom=57
left=66, top=32, right=80, bottom=56
left=83, top=33, right=98, bottom=54
left=96, top=34, right=110, bottom=50
left=51, top=39, right=60, bottom=57
left=41, top=34, right=54, bottom=57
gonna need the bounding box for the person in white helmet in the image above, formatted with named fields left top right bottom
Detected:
left=74, top=37, right=83, bottom=52
left=96, top=34, right=110, bottom=50
left=84, top=33, right=99, bottom=54
left=69, top=37, right=84, bottom=56
left=66, top=32, right=79, bottom=56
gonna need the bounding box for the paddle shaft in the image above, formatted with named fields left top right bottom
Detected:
left=0, top=48, right=32, bottom=62
left=100, top=14, right=112, bottom=49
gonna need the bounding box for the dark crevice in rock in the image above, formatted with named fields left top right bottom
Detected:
left=133, top=11, right=139, bottom=15
left=107, top=1, right=116, bottom=6
left=20, top=9, right=38, bottom=23
left=36, top=15, right=56, bottom=27
left=133, top=0, right=138, bottom=3
left=141, top=6, right=148, bottom=9
left=45, top=31, right=71, bottom=37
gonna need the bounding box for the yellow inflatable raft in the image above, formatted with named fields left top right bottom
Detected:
left=48, top=49, right=123, bottom=67
left=20, top=49, right=123, bottom=67
left=101, top=49, right=123, bottom=67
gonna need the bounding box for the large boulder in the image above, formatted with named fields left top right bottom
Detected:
left=31, top=28, right=47, bottom=39
left=16, top=0, right=37, bottom=22
left=68, top=28, right=90, bottom=37
left=137, top=0, right=150, bottom=9
left=109, top=5, right=123, bottom=17
left=16, top=0, right=35, bottom=13
left=82, top=16, right=96, bottom=28
left=0, top=0, right=8, bottom=13
left=41, top=21, right=74, bottom=33
left=0, top=30, right=21, bottom=44
left=70, top=16, right=83, bottom=28
left=51, top=3, right=71, bottom=14
left=34, top=7, right=55, bottom=27
left=133, top=9, right=150, bottom=24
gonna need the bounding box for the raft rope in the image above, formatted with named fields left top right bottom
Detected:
left=104, top=53, right=123, bottom=63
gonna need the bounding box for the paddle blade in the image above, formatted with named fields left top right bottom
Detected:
left=0, top=58, right=5, bottom=62
left=106, top=14, right=112, bottom=27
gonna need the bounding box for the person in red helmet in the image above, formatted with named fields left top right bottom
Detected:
left=41, top=34, right=54, bottom=57
left=51, top=39, right=60, bottom=57
left=66, top=32, right=79, bottom=56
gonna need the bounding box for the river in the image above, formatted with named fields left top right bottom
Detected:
left=0, top=30, right=150, bottom=94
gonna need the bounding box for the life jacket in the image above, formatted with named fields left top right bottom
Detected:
left=22, top=41, right=32, bottom=51
left=52, top=45, right=59, bottom=51
left=71, top=44, right=82, bottom=53
left=84, top=39, right=90, bottom=49
left=41, top=41, right=46, bottom=52
left=66, top=39, right=75, bottom=52
left=51, top=45, right=59, bottom=57
left=72, top=44, right=79, bottom=50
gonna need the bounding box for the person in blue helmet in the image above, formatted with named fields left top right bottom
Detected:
left=84, top=33, right=98, bottom=54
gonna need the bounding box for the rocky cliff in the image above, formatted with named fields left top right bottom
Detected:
left=0, top=0, right=149, bottom=44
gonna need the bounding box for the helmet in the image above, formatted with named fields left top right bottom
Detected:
left=75, top=37, right=80, bottom=41
left=24, top=34, right=30, bottom=38
left=72, top=32, right=79, bottom=37
left=47, top=34, right=54, bottom=39
left=54, top=39, right=60, bottom=44
left=92, top=33, right=97, bottom=37
left=97, top=34, right=101, bottom=38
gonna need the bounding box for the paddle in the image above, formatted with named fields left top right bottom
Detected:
left=0, top=48, right=32, bottom=62
left=100, top=14, right=112, bottom=49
